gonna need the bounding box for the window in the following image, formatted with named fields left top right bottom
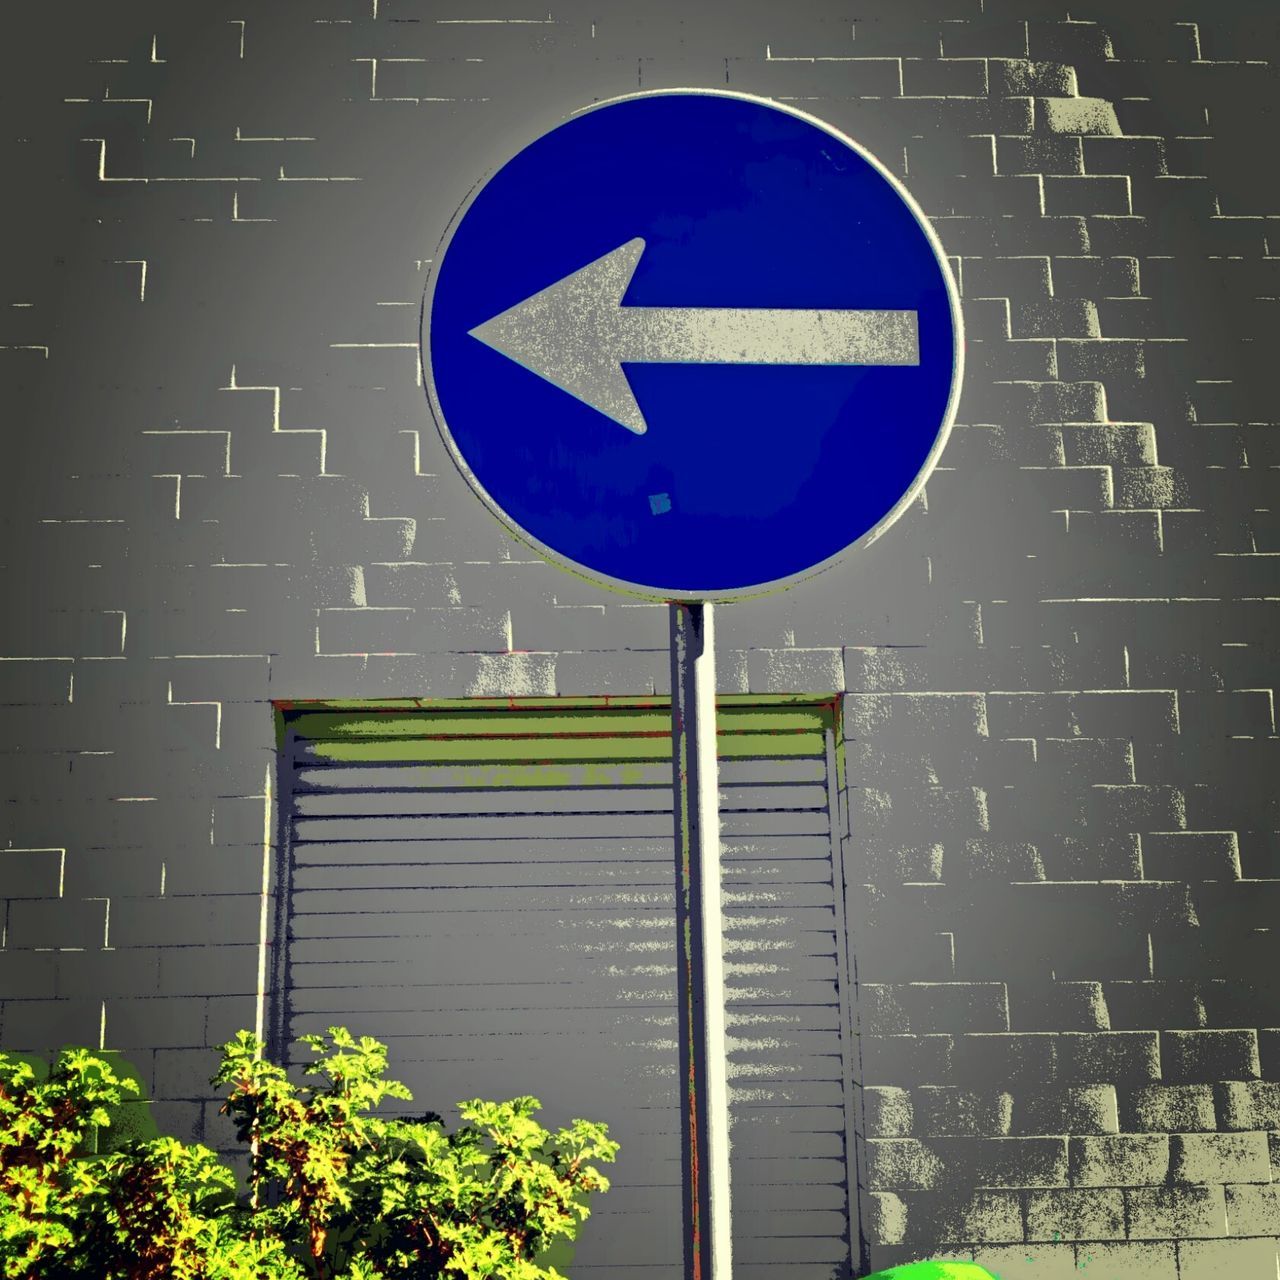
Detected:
left=271, top=696, right=854, bottom=1280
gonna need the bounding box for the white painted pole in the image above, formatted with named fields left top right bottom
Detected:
left=669, top=601, right=733, bottom=1280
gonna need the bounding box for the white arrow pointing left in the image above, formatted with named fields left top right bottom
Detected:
left=467, top=237, right=920, bottom=435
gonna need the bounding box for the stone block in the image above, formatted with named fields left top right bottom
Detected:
left=1178, top=1237, right=1280, bottom=1280
left=914, top=1086, right=1015, bottom=1137
left=1069, top=1134, right=1169, bottom=1187
left=1025, top=1186, right=1125, bottom=1240
left=1125, top=1185, right=1228, bottom=1239
left=865, top=1138, right=945, bottom=1191
left=1225, top=1183, right=1280, bottom=1236
left=1169, top=1132, right=1272, bottom=1186
left=862, top=1085, right=914, bottom=1138
left=1163, top=1029, right=1261, bottom=1083
left=1122, top=1084, right=1217, bottom=1134
left=1017, top=1085, right=1119, bottom=1136
left=1217, top=1080, right=1280, bottom=1132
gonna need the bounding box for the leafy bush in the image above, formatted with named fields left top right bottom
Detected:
left=0, top=1028, right=617, bottom=1280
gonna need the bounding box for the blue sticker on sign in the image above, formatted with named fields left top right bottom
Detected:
left=424, top=90, right=961, bottom=599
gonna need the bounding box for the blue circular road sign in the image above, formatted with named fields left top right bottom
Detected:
left=423, top=90, right=962, bottom=599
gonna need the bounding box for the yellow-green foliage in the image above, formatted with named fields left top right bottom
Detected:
left=0, top=1028, right=617, bottom=1280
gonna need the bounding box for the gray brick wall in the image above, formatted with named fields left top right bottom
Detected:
left=1, top=1, right=1277, bottom=1275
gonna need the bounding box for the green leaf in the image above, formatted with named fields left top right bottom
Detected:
left=2, top=1028, right=620, bottom=1280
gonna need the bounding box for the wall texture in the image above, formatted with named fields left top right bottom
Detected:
left=1, top=1, right=1278, bottom=1276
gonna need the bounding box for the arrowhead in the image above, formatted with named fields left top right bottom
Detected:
left=468, top=238, right=650, bottom=435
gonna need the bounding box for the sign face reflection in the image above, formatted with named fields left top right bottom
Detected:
left=424, top=89, right=962, bottom=599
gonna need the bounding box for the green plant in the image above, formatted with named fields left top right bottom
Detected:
left=0, top=1047, right=136, bottom=1278
left=0, top=1028, right=617, bottom=1280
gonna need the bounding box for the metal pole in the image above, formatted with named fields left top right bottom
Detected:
left=669, top=601, right=733, bottom=1280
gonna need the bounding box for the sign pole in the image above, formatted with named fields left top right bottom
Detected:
left=669, top=601, right=733, bottom=1280
left=425, top=87, right=961, bottom=1280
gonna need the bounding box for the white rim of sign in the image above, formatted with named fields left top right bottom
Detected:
left=419, top=87, right=965, bottom=603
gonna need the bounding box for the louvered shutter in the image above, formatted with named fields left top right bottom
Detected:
left=274, top=700, right=853, bottom=1280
